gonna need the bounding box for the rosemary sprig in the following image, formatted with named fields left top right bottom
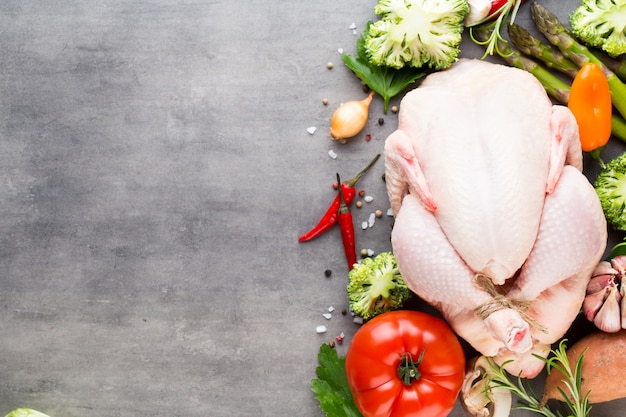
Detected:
left=483, top=340, right=591, bottom=417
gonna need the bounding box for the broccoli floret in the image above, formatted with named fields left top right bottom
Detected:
left=595, top=152, right=626, bottom=231
left=346, top=252, right=412, bottom=320
left=570, top=0, right=626, bottom=57
left=364, top=0, right=469, bottom=70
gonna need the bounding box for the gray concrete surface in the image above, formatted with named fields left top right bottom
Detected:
left=1, top=1, right=625, bottom=416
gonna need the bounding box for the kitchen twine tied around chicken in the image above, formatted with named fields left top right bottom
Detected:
left=472, top=273, right=548, bottom=334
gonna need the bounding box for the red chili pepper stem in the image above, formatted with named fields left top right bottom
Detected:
left=297, top=154, right=380, bottom=243
left=337, top=173, right=357, bottom=271
left=344, top=153, right=381, bottom=188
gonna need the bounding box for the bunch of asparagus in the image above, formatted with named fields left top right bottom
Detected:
left=473, top=3, right=626, bottom=142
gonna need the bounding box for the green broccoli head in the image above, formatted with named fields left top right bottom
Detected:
left=364, top=0, right=469, bottom=70
left=595, top=152, right=626, bottom=231
left=347, top=252, right=412, bottom=320
left=570, top=0, right=626, bottom=57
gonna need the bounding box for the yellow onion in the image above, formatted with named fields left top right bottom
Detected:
left=330, top=91, right=374, bottom=141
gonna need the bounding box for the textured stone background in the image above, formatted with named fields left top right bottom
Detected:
left=1, top=1, right=624, bottom=416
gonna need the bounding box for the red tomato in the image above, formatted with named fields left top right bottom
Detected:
left=345, top=310, right=465, bottom=417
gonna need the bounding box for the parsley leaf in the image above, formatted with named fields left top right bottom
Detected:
left=311, top=343, right=363, bottom=417
left=342, top=22, right=426, bottom=114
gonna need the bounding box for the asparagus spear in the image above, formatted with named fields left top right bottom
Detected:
left=507, top=23, right=579, bottom=79
left=473, top=26, right=626, bottom=144
left=474, top=27, right=570, bottom=102
left=594, top=50, right=626, bottom=82
left=531, top=2, right=626, bottom=121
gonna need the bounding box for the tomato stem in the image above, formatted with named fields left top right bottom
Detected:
left=397, top=349, right=425, bottom=386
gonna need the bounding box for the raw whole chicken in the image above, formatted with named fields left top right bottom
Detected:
left=385, top=59, right=607, bottom=378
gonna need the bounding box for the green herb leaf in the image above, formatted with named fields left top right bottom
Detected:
left=608, top=240, right=626, bottom=259
left=311, top=343, right=363, bottom=417
left=342, top=22, right=426, bottom=114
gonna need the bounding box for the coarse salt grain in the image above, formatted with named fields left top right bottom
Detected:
left=349, top=23, right=357, bottom=30
left=364, top=195, right=374, bottom=203
left=323, top=313, right=332, bottom=320
left=366, top=248, right=375, bottom=257
left=353, top=316, right=364, bottom=325
left=361, top=221, right=368, bottom=230
left=368, top=213, right=376, bottom=228
left=387, top=208, right=394, bottom=217
left=316, top=325, right=328, bottom=334
left=307, top=126, right=317, bottom=135
left=337, top=48, right=344, bottom=54
left=328, top=306, right=335, bottom=313
left=328, top=149, right=338, bottom=159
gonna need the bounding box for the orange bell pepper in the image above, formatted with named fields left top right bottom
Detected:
left=568, top=62, right=612, bottom=154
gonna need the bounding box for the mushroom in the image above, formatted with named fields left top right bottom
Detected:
left=461, top=356, right=512, bottom=417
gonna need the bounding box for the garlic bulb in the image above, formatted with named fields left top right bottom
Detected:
left=585, top=258, right=626, bottom=332
left=330, top=91, right=374, bottom=141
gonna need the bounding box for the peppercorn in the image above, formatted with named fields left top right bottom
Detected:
left=375, top=209, right=383, bottom=218
left=391, top=105, right=398, bottom=113
left=378, top=117, right=384, bottom=126
left=322, top=98, right=329, bottom=105
left=358, top=189, right=365, bottom=198
left=329, top=340, right=336, bottom=348
left=326, top=61, right=333, bottom=70
left=324, top=269, right=332, bottom=278
left=355, top=200, right=363, bottom=208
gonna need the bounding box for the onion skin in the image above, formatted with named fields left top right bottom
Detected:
left=330, top=91, right=374, bottom=141
left=541, top=330, right=626, bottom=405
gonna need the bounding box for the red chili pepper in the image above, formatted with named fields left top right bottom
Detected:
left=337, top=173, right=356, bottom=270
left=298, top=154, right=380, bottom=243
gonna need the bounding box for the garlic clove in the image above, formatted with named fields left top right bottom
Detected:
left=583, top=287, right=609, bottom=321
left=611, top=255, right=626, bottom=277
left=594, top=285, right=622, bottom=333
left=586, top=273, right=615, bottom=294
left=621, top=284, right=626, bottom=329
left=592, top=260, right=618, bottom=277
left=329, top=91, right=374, bottom=140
